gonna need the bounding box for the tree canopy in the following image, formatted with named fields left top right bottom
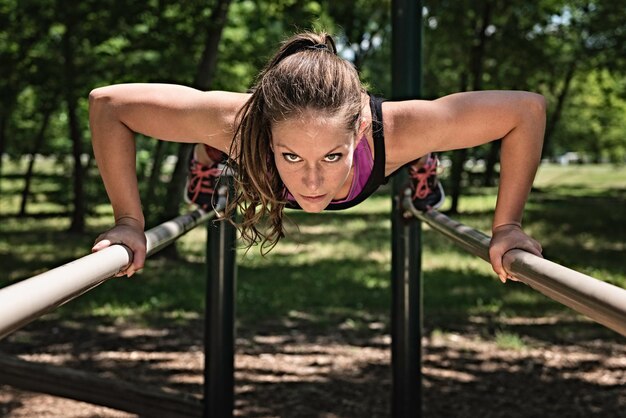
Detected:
left=1, top=0, right=624, bottom=226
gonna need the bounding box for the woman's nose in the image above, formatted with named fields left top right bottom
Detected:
left=302, top=165, right=323, bottom=191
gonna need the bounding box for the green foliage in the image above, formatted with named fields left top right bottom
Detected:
left=2, top=0, right=623, bottom=158
left=553, top=69, right=626, bottom=162
left=1, top=0, right=624, bottom=223
left=422, top=0, right=626, bottom=161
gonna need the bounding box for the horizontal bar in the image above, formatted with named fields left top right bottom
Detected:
left=402, top=191, right=626, bottom=337
left=0, top=206, right=223, bottom=341
left=146, top=207, right=222, bottom=256
left=503, top=250, right=626, bottom=337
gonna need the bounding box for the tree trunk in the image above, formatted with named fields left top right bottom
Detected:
left=542, top=60, right=576, bottom=159
left=62, top=12, right=86, bottom=233
left=482, top=140, right=500, bottom=187
left=162, top=144, right=193, bottom=224
left=159, top=0, right=232, bottom=225
left=144, top=140, right=169, bottom=223
left=448, top=148, right=467, bottom=214
left=19, top=108, right=53, bottom=217
left=194, top=0, right=231, bottom=90
left=0, top=113, right=6, bottom=181
left=448, top=0, right=492, bottom=214
left=0, top=353, right=202, bottom=418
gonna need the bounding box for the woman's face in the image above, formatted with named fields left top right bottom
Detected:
left=271, top=110, right=358, bottom=213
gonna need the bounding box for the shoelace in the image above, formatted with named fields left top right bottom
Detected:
left=409, top=157, right=439, bottom=200
left=187, top=159, right=223, bottom=202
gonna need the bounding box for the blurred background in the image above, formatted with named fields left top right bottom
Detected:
left=1, top=0, right=625, bottom=228
left=0, top=1, right=625, bottom=417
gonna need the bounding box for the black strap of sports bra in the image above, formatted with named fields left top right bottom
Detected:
left=322, top=94, right=387, bottom=210
left=368, top=94, right=387, bottom=186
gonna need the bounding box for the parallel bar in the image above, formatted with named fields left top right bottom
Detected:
left=391, top=0, right=424, bottom=417
left=145, top=208, right=222, bottom=256
left=504, top=250, right=626, bottom=337
left=403, top=191, right=626, bottom=337
left=204, top=183, right=237, bottom=418
left=0, top=207, right=222, bottom=341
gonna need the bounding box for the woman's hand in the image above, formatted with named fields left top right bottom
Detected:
left=489, top=224, right=543, bottom=283
left=92, top=217, right=146, bottom=277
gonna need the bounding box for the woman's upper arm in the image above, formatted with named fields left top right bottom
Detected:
left=385, top=90, right=546, bottom=168
left=89, top=83, right=248, bottom=152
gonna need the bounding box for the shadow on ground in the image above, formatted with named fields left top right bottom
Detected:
left=1, top=313, right=624, bottom=417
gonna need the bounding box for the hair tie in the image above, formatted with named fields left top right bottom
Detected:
left=307, top=43, right=330, bottom=51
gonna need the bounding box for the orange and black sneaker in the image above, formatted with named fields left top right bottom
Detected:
left=184, top=146, right=226, bottom=210
left=408, top=153, right=445, bottom=211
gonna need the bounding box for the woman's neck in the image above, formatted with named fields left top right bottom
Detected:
left=333, top=164, right=356, bottom=201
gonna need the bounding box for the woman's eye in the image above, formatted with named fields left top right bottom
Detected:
left=324, top=153, right=342, bottom=162
left=282, top=153, right=301, bottom=163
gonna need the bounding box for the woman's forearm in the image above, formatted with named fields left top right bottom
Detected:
left=89, top=89, right=145, bottom=229
left=492, top=93, right=546, bottom=231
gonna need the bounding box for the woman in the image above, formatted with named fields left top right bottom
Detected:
left=90, top=31, right=544, bottom=282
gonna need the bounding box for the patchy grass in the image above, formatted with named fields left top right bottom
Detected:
left=494, top=331, right=528, bottom=350
left=0, top=161, right=624, bottom=341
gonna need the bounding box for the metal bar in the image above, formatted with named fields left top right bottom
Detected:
left=0, top=245, right=131, bottom=341
left=391, top=0, right=424, bottom=417
left=145, top=208, right=221, bottom=256
left=0, top=207, right=222, bottom=341
left=390, top=201, right=423, bottom=418
left=403, top=191, right=626, bottom=337
left=203, top=183, right=237, bottom=418
left=504, top=250, right=626, bottom=336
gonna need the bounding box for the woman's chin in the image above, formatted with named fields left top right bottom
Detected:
left=299, top=202, right=327, bottom=213
left=296, top=198, right=329, bottom=213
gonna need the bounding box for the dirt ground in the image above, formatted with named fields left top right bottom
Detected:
left=0, top=315, right=624, bottom=418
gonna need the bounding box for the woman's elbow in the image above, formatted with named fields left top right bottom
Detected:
left=89, top=87, right=109, bottom=115
left=89, top=84, right=134, bottom=109
left=89, top=86, right=116, bottom=109
left=88, top=86, right=127, bottom=123
left=88, top=86, right=128, bottom=138
left=523, top=92, right=547, bottom=119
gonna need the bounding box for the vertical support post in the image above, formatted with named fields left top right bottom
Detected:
left=391, top=0, right=423, bottom=417
left=203, top=180, right=237, bottom=418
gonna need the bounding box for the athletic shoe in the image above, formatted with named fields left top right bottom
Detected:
left=408, top=153, right=445, bottom=211
left=184, top=153, right=225, bottom=210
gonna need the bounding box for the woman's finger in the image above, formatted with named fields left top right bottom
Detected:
left=92, top=222, right=147, bottom=278
left=516, top=240, right=543, bottom=258
left=92, top=239, right=112, bottom=252
left=489, top=248, right=507, bottom=283
left=132, top=255, right=145, bottom=273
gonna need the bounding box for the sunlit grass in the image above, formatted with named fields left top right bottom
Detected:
left=494, top=331, right=528, bottom=350
left=534, top=163, right=626, bottom=191
left=0, top=161, right=624, bottom=333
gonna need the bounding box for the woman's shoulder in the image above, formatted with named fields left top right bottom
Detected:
left=206, top=90, right=251, bottom=108
left=378, top=97, right=443, bottom=173
left=90, top=83, right=251, bottom=118
left=90, top=84, right=251, bottom=152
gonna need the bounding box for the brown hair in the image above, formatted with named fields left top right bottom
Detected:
left=227, top=31, right=365, bottom=253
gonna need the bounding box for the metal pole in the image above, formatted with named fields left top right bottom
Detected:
left=403, top=192, right=626, bottom=337
left=391, top=1, right=423, bottom=417
left=203, top=181, right=237, bottom=418
left=0, top=208, right=220, bottom=341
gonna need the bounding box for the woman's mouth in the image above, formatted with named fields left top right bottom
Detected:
left=300, top=194, right=327, bottom=203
